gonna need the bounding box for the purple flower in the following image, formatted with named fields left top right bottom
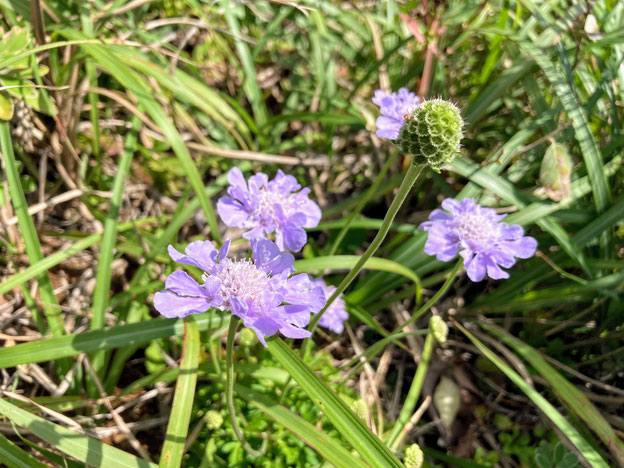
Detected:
left=312, top=279, right=349, bottom=334
left=217, top=167, right=321, bottom=253
left=372, top=88, right=421, bottom=139
left=153, top=238, right=325, bottom=345
left=419, top=198, right=537, bottom=282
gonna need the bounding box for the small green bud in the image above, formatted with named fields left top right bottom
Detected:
left=429, top=315, right=448, bottom=344
left=239, top=327, right=257, bottom=347
left=204, top=410, right=223, bottom=430
left=397, top=99, right=463, bottom=171
left=404, top=444, right=424, bottom=468
left=350, top=399, right=368, bottom=421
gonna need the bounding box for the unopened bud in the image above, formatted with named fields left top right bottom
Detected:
left=404, top=443, right=424, bottom=468
left=239, top=327, right=257, bottom=347
left=350, top=399, right=368, bottom=421
left=204, top=410, right=223, bottom=430
left=397, top=99, right=463, bottom=171
left=429, top=315, right=448, bottom=344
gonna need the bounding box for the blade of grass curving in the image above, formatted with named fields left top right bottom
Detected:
left=233, top=383, right=365, bottom=468
left=0, top=433, right=48, bottom=468
left=480, top=322, right=624, bottom=465
left=56, top=31, right=221, bottom=244
left=295, top=255, right=422, bottom=304
left=220, top=0, right=269, bottom=128
left=159, top=316, right=200, bottom=468
left=0, top=314, right=224, bottom=369
left=267, top=338, right=403, bottom=468
left=89, top=116, right=140, bottom=389
left=0, top=398, right=156, bottom=468
left=0, top=121, right=66, bottom=341
left=454, top=322, right=609, bottom=468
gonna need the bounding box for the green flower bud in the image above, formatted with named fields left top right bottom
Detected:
left=404, top=443, right=424, bottom=468
left=239, top=327, right=257, bottom=347
left=433, top=377, right=460, bottom=430
left=350, top=399, right=368, bottom=421
left=204, top=410, right=223, bottom=430
left=429, top=315, right=448, bottom=344
left=397, top=99, right=463, bottom=171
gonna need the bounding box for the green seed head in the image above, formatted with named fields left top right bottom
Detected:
left=429, top=315, right=448, bottom=344
left=404, top=444, right=424, bottom=468
left=350, top=399, right=368, bottom=421
left=397, top=99, right=463, bottom=171
left=239, top=327, right=257, bottom=347
left=204, top=410, right=223, bottom=430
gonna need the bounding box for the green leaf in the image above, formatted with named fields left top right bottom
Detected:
left=159, top=316, right=200, bottom=468
left=267, top=338, right=402, bottom=468
left=0, top=398, right=156, bottom=468
left=455, top=322, right=609, bottom=468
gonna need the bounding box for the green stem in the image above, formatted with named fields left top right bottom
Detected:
left=387, top=332, right=434, bottom=449
left=226, top=316, right=262, bottom=457
left=304, top=163, right=425, bottom=351
left=328, top=151, right=399, bottom=256
left=397, top=259, right=463, bottom=333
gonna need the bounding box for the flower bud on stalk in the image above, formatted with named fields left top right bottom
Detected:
left=404, top=443, right=424, bottom=468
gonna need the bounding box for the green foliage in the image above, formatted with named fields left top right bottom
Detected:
left=397, top=99, right=463, bottom=171
left=535, top=441, right=580, bottom=468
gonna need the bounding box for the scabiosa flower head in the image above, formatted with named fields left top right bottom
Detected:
left=397, top=99, right=463, bottom=171
left=419, top=198, right=537, bottom=282
left=312, top=278, right=349, bottom=334
left=153, top=238, right=325, bottom=345
left=372, top=88, right=421, bottom=140
left=217, top=167, right=321, bottom=253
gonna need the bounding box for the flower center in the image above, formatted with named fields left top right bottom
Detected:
left=213, top=259, right=271, bottom=308
left=454, top=212, right=496, bottom=246
left=254, top=188, right=294, bottom=221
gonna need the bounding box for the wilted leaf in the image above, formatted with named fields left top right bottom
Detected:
left=540, top=141, right=572, bottom=201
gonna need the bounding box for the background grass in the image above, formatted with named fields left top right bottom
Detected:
left=0, top=0, right=623, bottom=467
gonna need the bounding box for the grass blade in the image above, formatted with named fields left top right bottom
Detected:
left=234, top=383, right=365, bottom=468
left=0, top=433, right=48, bottom=468
left=159, top=316, right=200, bottom=468
left=455, top=322, right=609, bottom=468
left=267, top=338, right=403, bottom=468
left=0, top=398, right=156, bottom=468
left=0, top=314, right=223, bottom=369
left=480, top=323, right=624, bottom=465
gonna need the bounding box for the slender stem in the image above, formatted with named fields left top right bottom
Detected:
left=305, top=163, right=425, bottom=352
left=387, top=332, right=434, bottom=449
left=226, top=316, right=262, bottom=457
left=328, top=151, right=399, bottom=256
left=397, top=259, right=463, bottom=333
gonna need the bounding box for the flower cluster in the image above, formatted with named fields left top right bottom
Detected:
left=217, top=167, right=321, bottom=252
left=419, top=198, right=537, bottom=282
left=154, top=238, right=325, bottom=345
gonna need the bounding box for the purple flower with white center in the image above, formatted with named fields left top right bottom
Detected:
left=153, top=238, right=325, bottom=346
left=419, top=198, right=538, bottom=282
left=217, top=167, right=321, bottom=253
left=372, top=88, right=421, bottom=139
left=312, top=278, right=349, bottom=334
